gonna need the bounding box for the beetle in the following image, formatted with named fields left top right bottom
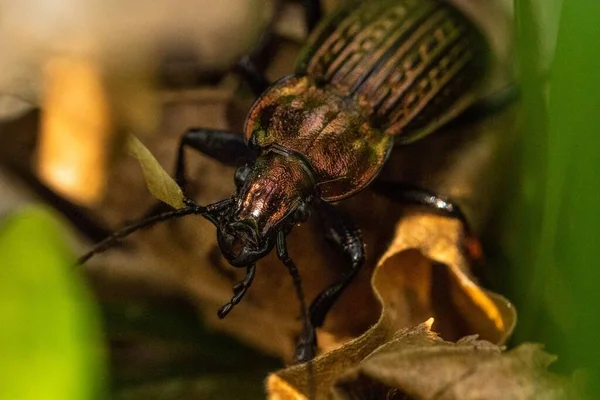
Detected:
left=80, top=0, right=516, bottom=363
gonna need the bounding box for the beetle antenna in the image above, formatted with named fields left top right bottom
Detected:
left=77, top=206, right=199, bottom=265
left=76, top=198, right=233, bottom=265
left=276, top=231, right=316, bottom=399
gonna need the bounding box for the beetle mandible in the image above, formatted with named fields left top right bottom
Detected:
left=81, top=0, right=514, bottom=362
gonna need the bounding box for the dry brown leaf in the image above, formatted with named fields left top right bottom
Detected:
left=270, top=322, right=583, bottom=399
left=268, top=212, right=516, bottom=399
left=126, top=134, right=185, bottom=210
left=330, top=323, right=583, bottom=400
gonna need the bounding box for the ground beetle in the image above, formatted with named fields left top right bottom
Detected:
left=80, top=0, right=516, bottom=363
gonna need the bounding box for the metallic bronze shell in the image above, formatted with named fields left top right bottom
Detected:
left=295, top=0, right=489, bottom=143
left=244, top=76, right=393, bottom=201
left=235, top=149, right=314, bottom=236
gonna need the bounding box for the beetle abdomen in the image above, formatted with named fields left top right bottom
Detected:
left=295, top=0, right=489, bottom=143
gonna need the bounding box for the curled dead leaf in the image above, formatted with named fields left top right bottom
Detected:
left=270, top=322, right=584, bottom=399
left=331, top=324, right=584, bottom=400
left=373, top=213, right=516, bottom=344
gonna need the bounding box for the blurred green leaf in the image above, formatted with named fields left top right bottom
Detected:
left=513, top=0, right=600, bottom=390
left=0, top=207, right=106, bottom=399
left=511, top=0, right=550, bottom=345
left=544, top=0, right=600, bottom=384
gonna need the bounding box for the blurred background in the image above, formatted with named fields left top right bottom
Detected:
left=1, top=0, right=598, bottom=399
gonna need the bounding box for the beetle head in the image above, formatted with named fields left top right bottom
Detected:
left=214, top=149, right=314, bottom=267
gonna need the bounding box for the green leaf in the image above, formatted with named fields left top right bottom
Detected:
left=512, top=0, right=600, bottom=390
left=544, top=0, right=600, bottom=384
left=126, top=134, right=185, bottom=209
left=0, top=207, right=106, bottom=399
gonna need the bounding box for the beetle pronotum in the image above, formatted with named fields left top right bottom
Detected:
left=80, top=0, right=516, bottom=364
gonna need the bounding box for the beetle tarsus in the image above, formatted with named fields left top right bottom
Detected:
left=217, top=264, right=256, bottom=319
left=295, top=324, right=317, bottom=362
left=233, top=282, right=245, bottom=294
left=217, top=303, right=233, bottom=319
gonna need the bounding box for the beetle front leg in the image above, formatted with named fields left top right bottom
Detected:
left=217, top=263, right=257, bottom=318
left=144, top=129, right=256, bottom=217
left=296, top=202, right=365, bottom=362
left=175, top=128, right=258, bottom=188
left=276, top=231, right=316, bottom=363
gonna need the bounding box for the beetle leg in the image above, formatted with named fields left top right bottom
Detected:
left=234, top=55, right=270, bottom=96
left=446, top=84, right=520, bottom=129
left=234, top=0, right=325, bottom=94
left=175, top=128, right=258, bottom=188
left=276, top=231, right=315, bottom=363
left=297, top=202, right=365, bottom=362
left=302, top=0, right=322, bottom=33
left=217, top=263, right=256, bottom=318
left=142, top=129, right=255, bottom=217
left=372, top=181, right=471, bottom=232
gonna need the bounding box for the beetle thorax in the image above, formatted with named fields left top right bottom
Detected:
left=236, top=150, right=313, bottom=236
left=216, top=150, right=313, bottom=267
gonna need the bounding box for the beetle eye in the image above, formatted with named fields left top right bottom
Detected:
left=234, top=165, right=252, bottom=188
left=294, top=203, right=311, bottom=222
